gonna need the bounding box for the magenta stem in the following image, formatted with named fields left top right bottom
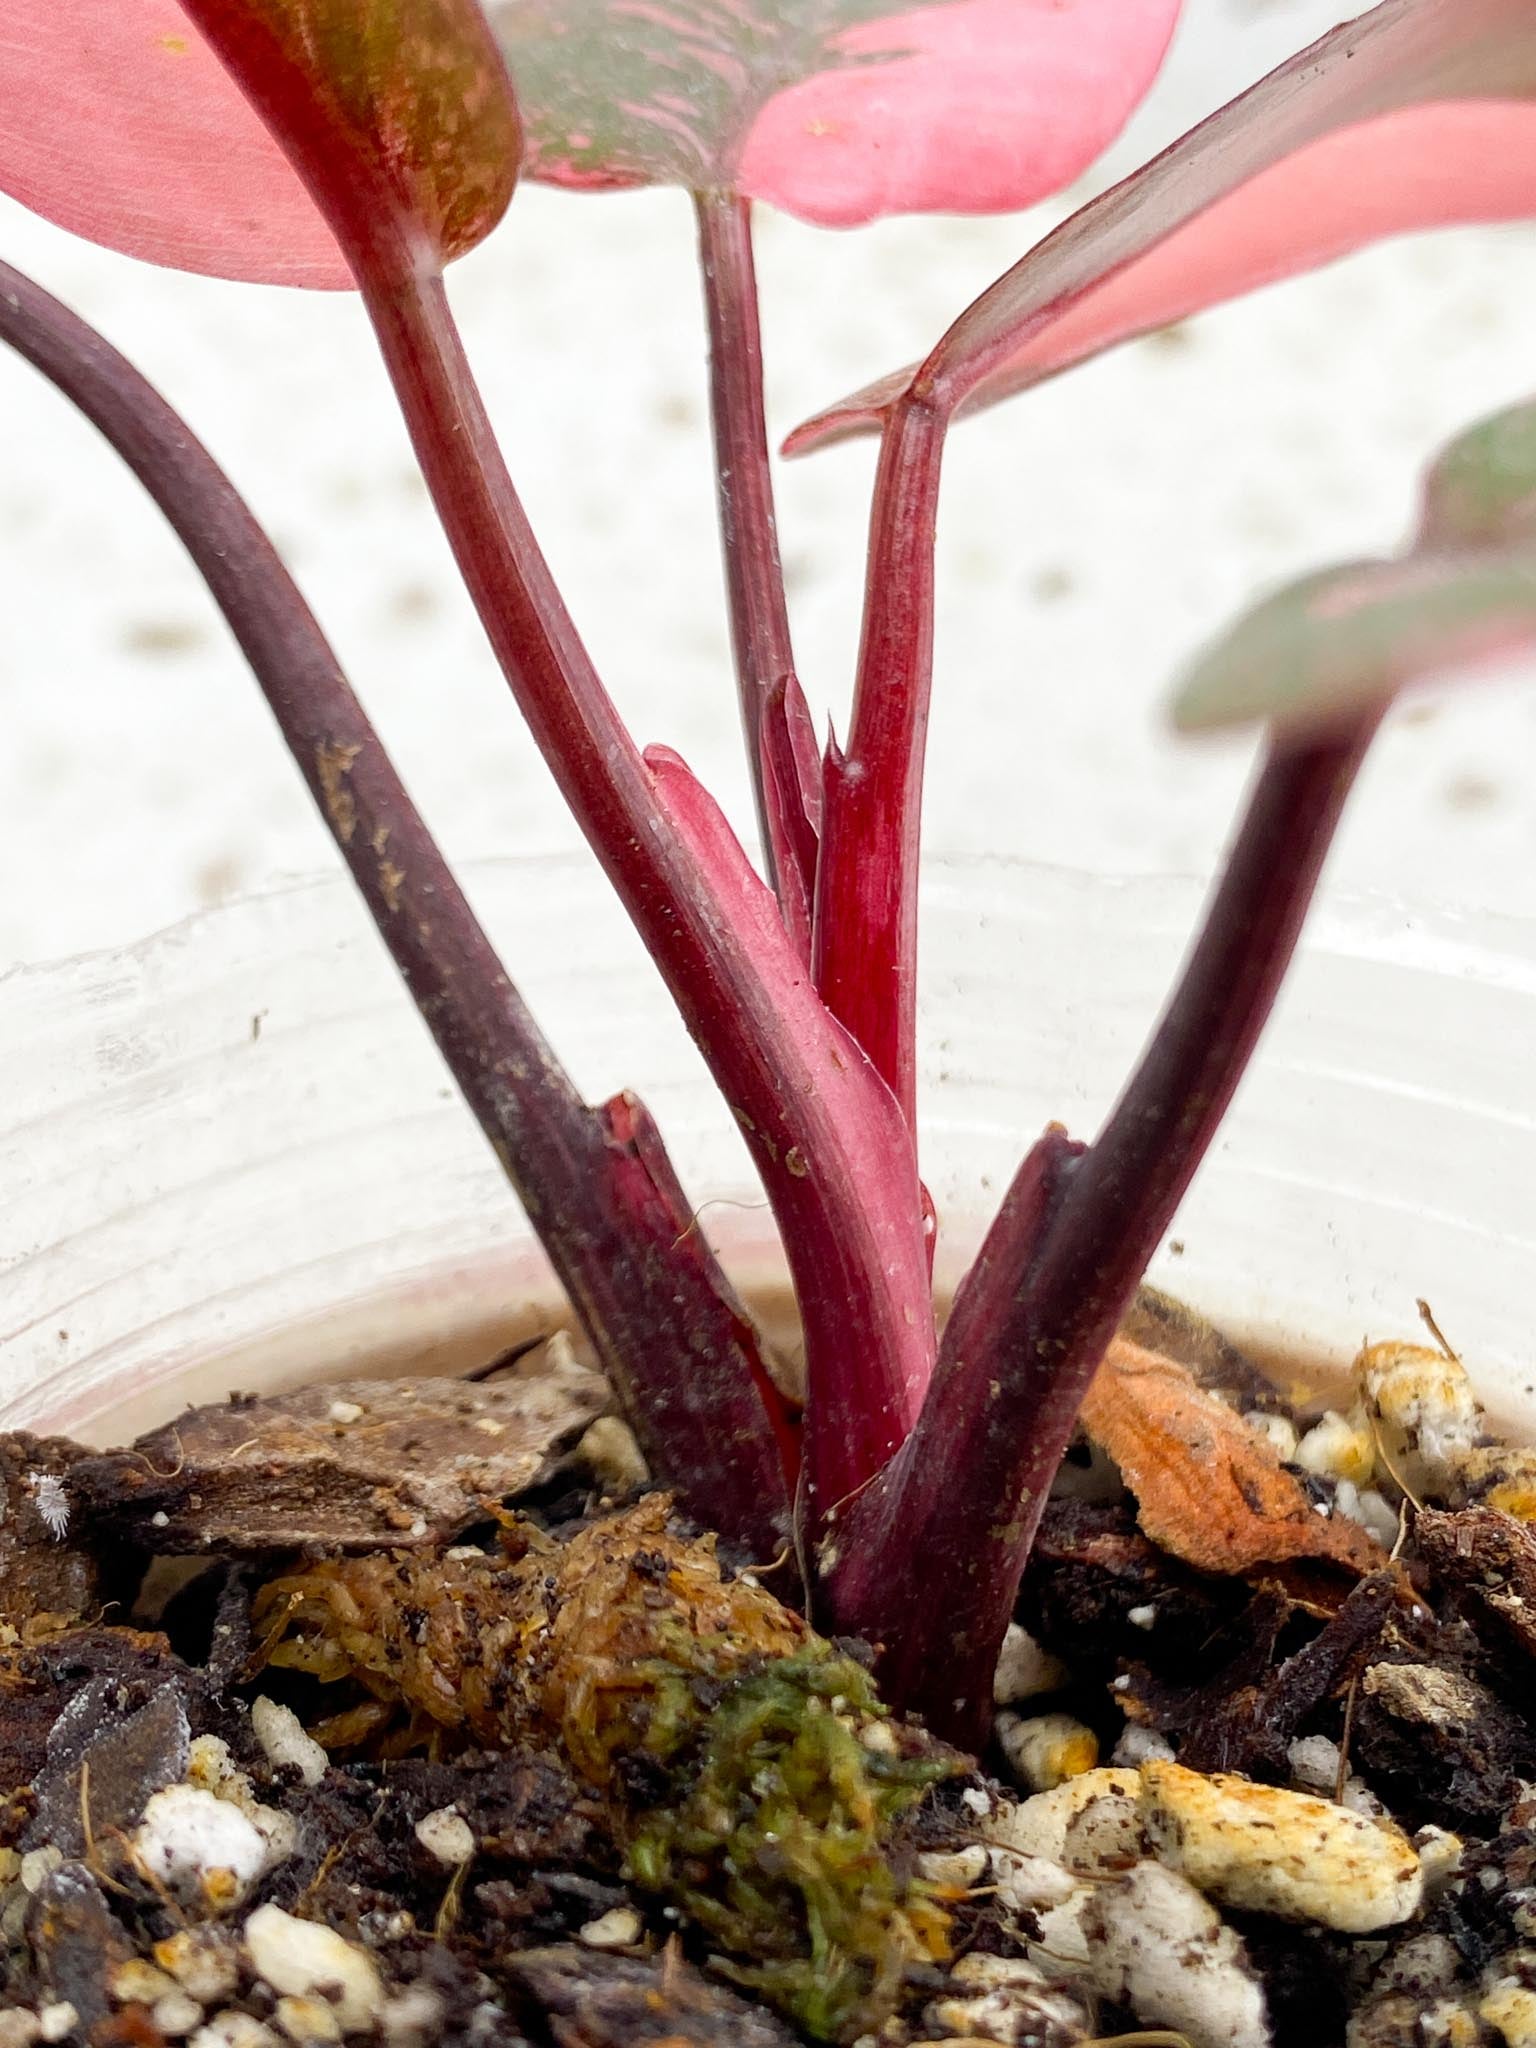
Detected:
left=813, top=396, right=944, bottom=1129
left=824, top=730, right=1375, bottom=1743
left=0, top=254, right=795, bottom=1555
left=361, top=271, right=934, bottom=1514
left=695, top=190, right=820, bottom=951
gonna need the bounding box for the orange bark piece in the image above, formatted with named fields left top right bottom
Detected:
left=1080, top=1338, right=1382, bottom=1576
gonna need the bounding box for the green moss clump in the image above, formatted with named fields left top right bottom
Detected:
left=625, top=1646, right=961, bottom=2042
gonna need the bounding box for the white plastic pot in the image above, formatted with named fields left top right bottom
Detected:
left=1, top=854, right=1532, bottom=1446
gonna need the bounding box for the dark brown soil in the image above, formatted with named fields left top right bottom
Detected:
left=6, top=1316, right=1536, bottom=2048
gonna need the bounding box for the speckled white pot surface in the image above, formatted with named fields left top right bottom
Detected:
left=0, top=0, right=1533, bottom=971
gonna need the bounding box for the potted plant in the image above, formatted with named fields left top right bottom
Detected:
left=2, top=3, right=1536, bottom=2044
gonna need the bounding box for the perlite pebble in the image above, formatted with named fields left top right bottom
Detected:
left=1286, top=1735, right=1384, bottom=1817
left=189, top=2014, right=281, bottom=2048
left=184, top=1738, right=299, bottom=1875
left=187, top=1735, right=298, bottom=1866
left=996, top=1711, right=1098, bottom=1794
left=1358, top=1342, right=1481, bottom=1498
left=243, top=1906, right=385, bottom=2034
left=0, top=2014, right=40, bottom=2048
left=990, top=1769, right=1144, bottom=1878
left=152, top=1992, right=205, bottom=2038
left=1288, top=1735, right=1343, bottom=1790
left=1244, top=1411, right=1299, bottom=1463
left=1295, top=1408, right=1376, bottom=1486
left=1482, top=1976, right=1536, bottom=2048
left=133, top=1785, right=271, bottom=1908
left=1333, top=1480, right=1400, bottom=1549
left=20, top=1847, right=63, bottom=1893
left=986, top=1848, right=1079, bottom=1918
left=1346, top=1993, right=1481, bottom=2048
left=112, top=1959, right=180, bottom=2005
left=274, top=1995, right=342, bottom=2044
left=1460, top=1443, right=1536, bottom=1521
left=992, top=1624, right=1068, bottom=1706
left=1415, top=1827, right=1466, bottom=1897
left=1139, top=1760, right=1422, bottom=1932
left=576, top=1416, right=650, bottom=1494
left=251, top=1697, right=328, bottom=1788
left=914, top=1845, right=988, bottom=1891
left=577, top=1907, right=643, bottom=1950
left=1378, top=1932, right=1465, bottom=2001
left=358, top=1910, right=415, bottom=1947
left=413, top=1806, right=476, bottom=1867
left=379, top=1987, right=446, bottom=2048
left=927, top=1951, right=1091, bottom=2047
left=1348, top=1929, right=1482, bottom=2045
left=155, top=1928, right=240, bottom=2004
left=1077, top=1860, right=1270, bottom=2048
left=1112, top=1723, right=1175, bottom=1769
left=36, top=2011, right=77, bottom=2047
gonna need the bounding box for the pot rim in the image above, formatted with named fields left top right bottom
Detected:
left=2, top=851, right=1532, bottom=1443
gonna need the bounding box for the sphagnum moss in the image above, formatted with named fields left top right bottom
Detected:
left=627, top=1646, right=957, bottom=2038
left=251, top=1497, right=964, bottom=2039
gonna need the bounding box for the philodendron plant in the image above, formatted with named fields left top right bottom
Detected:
left=2, top=0, right=1535, bottom=1748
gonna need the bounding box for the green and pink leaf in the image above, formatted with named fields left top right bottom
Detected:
left=0, top=0, right=1180, bottom=288
left=1418, top=396, right=1536, bottom=550
left=1174, top=399, right=1536, bottom=735
left=490, top=0, right=1179, bottom=222
left=789, top=0, right=1536, bottom=450
left=1174, top=554, right=1536, bottom=736
left=174, top=0, right=521, bottom=285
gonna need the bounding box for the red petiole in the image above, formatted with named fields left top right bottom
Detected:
left=822, top=728, right=1376, bottom=1736
left=0, top=253, right=794, bottom=1559
left=360, top=269, right=935, bottom=1520
left=812, top=393, right=945, bottom=1131
left=695, top=189, right=822, bottom=957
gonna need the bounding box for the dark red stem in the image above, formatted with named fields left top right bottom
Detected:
left=695, top=190, right=820, bottom=955
left=0, top=254, right=794, bottom=1555
left=165, top=0, right=929, bottom=1524
left=361, top=272, right=934, bottom=1515
left=824, top=730, right=1375, bottom=1743
left=813, top=396, right=944, bottom=1128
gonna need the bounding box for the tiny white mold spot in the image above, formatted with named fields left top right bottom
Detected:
left=28, top=1472, right=70, bottom=1541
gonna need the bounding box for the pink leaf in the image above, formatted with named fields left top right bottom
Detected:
left=0, top=0, right=348, bottom=286
left=787, top=0, right=1536, bottom=450
left=1175, top=397, right=1536, bottom=734
left=490, top=0, right=1180, bottom=222
left=0, top=0, right=521, bottom=291
left=1173, top=552, right=1536, bottom=735
left=735, top=0, right=1181, bottom=225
